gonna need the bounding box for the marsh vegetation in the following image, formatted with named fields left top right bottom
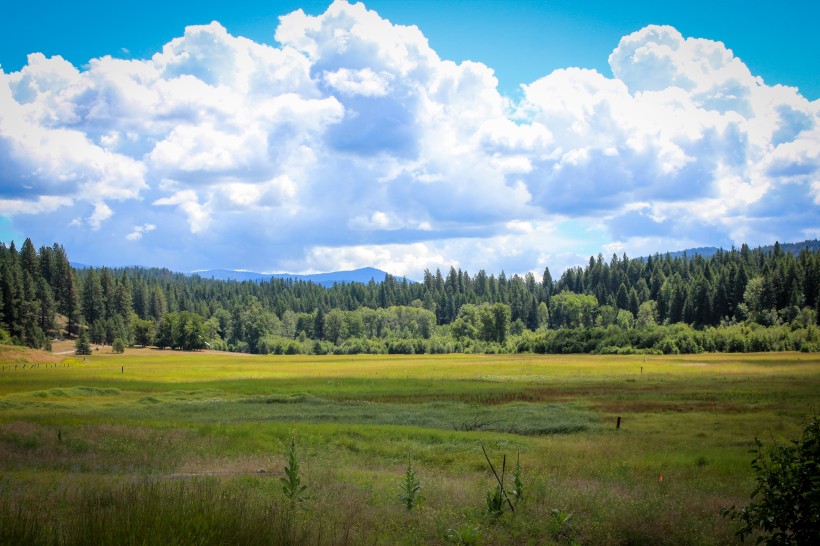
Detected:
left=1, top=348, right=818, bottom=544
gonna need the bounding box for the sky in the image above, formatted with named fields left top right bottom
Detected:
left=0, top=0, right=818, bottom=279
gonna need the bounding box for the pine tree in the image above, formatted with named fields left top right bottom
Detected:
left=113, top=274, right=133, bottom=323
left=616, top=283, right=629, bottom=311
left=628, top=288, right=640, bottom=317
left=20, top=272, right=42, bottom=347
left=81, top=269, right=104, bottom=326
left=313, top=308, right=325, bottom=340
left=99, top=267, right=115, bottom=320
left=75, top=329, right=91, bottom=355
left=149, top=286, right=166, bottom=321
left=64, top=269, right=80, bottom=337
left=19, top=238, right=39, bottom=278
left=36, top=277, right=56, bottom=337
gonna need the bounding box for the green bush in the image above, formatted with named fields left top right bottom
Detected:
left=722, top=416, right=820, bottom=544
left=75, top=330, right=92, bottom=355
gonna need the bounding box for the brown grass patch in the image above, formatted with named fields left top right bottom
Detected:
left=0, top=345, right=61, bottom=365
left=172, top=454, right=285, bottom=478
left=592, top=399, right=745, bottom=413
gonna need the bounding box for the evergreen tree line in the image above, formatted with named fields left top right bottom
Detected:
left=1, top=239, right=818, bottom=355
left=0, top=240, right=79, bottom=350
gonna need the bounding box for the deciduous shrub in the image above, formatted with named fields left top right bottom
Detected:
left=722, top=416, right=820, bottom=544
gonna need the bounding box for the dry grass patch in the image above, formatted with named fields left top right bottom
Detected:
left=0, top=345, right=61, bottom=365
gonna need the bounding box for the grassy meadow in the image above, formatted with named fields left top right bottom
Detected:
left=1, top=345, right=819, bottom=545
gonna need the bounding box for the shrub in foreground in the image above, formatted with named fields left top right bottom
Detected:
left=722, top=416, right=820, bottom=544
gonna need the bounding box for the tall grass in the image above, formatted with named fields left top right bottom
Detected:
left=0, top=351, right=817, bottom=544
left=0, top=478, right=346, bottom=546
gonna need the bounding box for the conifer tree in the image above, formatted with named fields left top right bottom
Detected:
left=81, top=268, right=104, bottom=326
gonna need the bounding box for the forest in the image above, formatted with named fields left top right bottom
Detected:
left=1, top=238, right=818, bottom=355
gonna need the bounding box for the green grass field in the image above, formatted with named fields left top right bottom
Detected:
left=1, top=346, right=818, bottom=545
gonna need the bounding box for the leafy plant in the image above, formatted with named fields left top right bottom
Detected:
left=510, top=450, right=524, bottom=504
left=548, top=508, right=575, bottom=542
left=445, top=524, right=482, bottom=545
left=399, top=455, right=422, bottom=511
left=280, top=439, right=308, bottom=505
left=485, top=485, right=505, bottom=519
left=722, top=416, right=820, bottom=544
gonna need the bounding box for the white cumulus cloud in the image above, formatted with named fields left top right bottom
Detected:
left=126, top=223, right=156, bottom=241
left=87, top=201, right=113, bottom=230
left=0, top=1, right=817, bottom=275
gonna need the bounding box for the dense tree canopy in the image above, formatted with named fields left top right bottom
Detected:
left=1, top=239, right=818, bottom=355
left=0, top=240, right=78, bottom=350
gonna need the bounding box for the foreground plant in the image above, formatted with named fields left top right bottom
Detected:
left=445, top=524, right=482, bottom=545
left=399, top=455, right=422, bottom=511
left=548, top=508, right=575, bottom=543
left=722, top=416, right=820, bottom=544
left=481, top=445, right=517, bottom=519
left=511, top=450, right=524, bottom=504
left=280, top=439, right=308, bottom=506
left=486, top=485, right=505, bottom=519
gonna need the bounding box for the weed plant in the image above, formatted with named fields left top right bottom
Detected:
left=399, top=455, right=422, bottom=511
left=511, top=451, right=524, bottom=504
left=280, top=439, right=308, bottom=506
left=445, top=524, right=482, bottom=545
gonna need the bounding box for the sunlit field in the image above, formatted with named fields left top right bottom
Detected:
left=2, top=346, right=818, bottom=545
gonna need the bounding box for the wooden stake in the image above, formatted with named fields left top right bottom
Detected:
left=481, top=444, right=515, bottom=513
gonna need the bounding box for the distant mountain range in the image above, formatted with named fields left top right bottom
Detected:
left=70, top=239, right=819, bottom=284
left=192, top=267, right=393, bottom=287
left=68, top=262, right=396, bottom=286
left=642, top=239, right=820, bottom=260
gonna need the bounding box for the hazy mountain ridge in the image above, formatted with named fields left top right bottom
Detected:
left=642, top=240, right=820, bottom=261
left=69, top=239, right=820, bottom=283
left=187, top=239, right=820, bottom=285
left=193, top=267, right=393, bottom=286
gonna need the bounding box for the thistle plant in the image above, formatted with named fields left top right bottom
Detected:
left=280, top=439, right=307, bottom=505
left=399, top=455, right=422, bottom=511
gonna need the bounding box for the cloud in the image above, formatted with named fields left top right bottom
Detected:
left=126, top=223, right=156, bottom=241
left=1, top=1, right=818, bottom=276
left=87, top=201, right=113, bottom=230
left=153, top=190, right=211, bottom=233
left=305, top=219, right=590, bottom=279
left=323, top=67, right=393, bottom=96
left=0, top=195, right=73, bottom=215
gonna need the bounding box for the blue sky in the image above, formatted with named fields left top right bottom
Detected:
left=2, top=1, right=818, bottom=99
left=1, top=0, right=818, bottom=277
